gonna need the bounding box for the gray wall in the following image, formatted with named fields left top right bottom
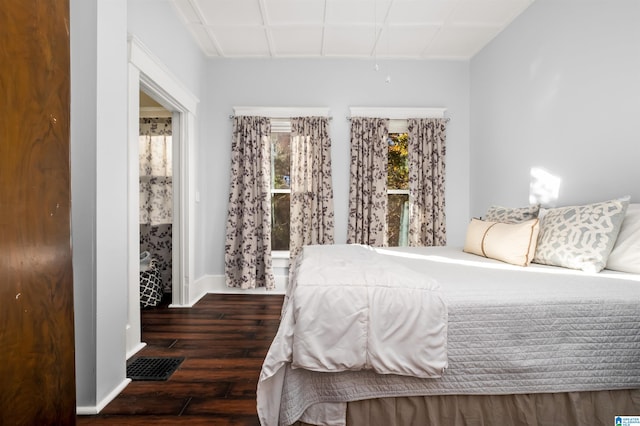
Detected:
left=202, top=58, right=471, bottom=276
left=470, top=0, right=640, bottom=215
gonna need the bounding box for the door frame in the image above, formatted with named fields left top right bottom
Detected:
left=126, top=36, right=198, bottom=358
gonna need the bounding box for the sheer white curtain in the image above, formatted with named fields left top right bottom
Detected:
left=139, top=117, right=173, bottom=292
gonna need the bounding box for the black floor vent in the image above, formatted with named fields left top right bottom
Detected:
left=127, top=356, right=184, bottom=381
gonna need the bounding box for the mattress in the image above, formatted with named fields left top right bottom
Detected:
left=258, top=246, right=640, bottom=426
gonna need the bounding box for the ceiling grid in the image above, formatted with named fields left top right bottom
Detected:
left=172, top=0, right=535, bottom=59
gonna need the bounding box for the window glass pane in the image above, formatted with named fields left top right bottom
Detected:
left=387, top=193, right=409, bottom=247
left=388, top=133, right=408, bottom=190
left=271, top=193, right=290, bottom=250
left=271, top=132, right=291, bottom=189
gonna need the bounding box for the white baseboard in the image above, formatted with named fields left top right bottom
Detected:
left=126, top=342, right=147, bottom=360
left=76, top=378, right=132, bottom=415
left=168, top=276, right=210, bottom=308
left=190, top=274, right=286, bottom=299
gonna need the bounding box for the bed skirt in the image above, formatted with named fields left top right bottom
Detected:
left=294, top=389, right=640, bottom=426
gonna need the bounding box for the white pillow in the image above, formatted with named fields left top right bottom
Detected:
left=533, top=198, right=629, bottom=273
left=484, top=204, right=540, bottom=223
left=463, top=218, right=540, bottom=266
left=606, top=204, right=640, bottom=273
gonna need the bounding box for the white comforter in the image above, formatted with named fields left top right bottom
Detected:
left=258, top=244, right=448, bottom=426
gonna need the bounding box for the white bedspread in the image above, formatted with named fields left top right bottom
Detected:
left=258, top=246, right=640, bottom=426
left=258, top=244, right=448, bottom=426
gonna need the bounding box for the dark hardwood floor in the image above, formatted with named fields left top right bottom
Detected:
left=77, top=293, right=284, bottom=426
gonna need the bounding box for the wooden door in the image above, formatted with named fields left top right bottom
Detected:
left=0, top=0, right=76, bottom=424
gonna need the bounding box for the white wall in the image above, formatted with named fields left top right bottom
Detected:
left=72, top=0, right=207, bottom=411
left=470, top=0, right=640, bottom=215
left=127, top=0, right=206, bottom=98
left=70, top=0, right=98, bottom=406
left=71, top=0, right=129, bottom=410
left=202, top=58, right=471, bottom=277
left=128, top=0, right=208, bottom=288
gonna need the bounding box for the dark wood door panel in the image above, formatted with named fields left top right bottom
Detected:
left=0, top=0, right=76, bottom=424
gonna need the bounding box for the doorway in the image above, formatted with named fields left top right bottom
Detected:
left=127, top=37, right=198, bottom=358
left=139, top=92, right=173, bottom=306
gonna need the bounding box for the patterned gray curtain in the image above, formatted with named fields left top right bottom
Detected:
left=407, top=118, right=447, bottom=246
left=347, top=117, right=389, bottom=246
left=139, top=117, right=173, bottom=293
left=224, top=116, right=275, bottom=289
left=289, top=117, right=335, bottom=259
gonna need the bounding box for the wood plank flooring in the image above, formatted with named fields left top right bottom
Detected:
left=77, top=293, right=284, bottom=425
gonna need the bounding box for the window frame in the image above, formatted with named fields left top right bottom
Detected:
left=349, top=107, right=447, bottom=247
left=387, top=124, right=410, bottom=246
left=270, top=121, right=292, bottom=254
left=232, top=107, right=331, bottom=259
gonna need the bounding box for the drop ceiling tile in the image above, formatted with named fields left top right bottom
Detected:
left=264, top=0, right=326, bottom=25
left=377, top=26, right=441, bottom=57
left=450, top=0, right=533, bottom=26
left=213, top=27, right=271, bottom=57
left=323, top=26, right=376, bottom=56
left=424, top=26, right=502, bottom=58
left=270, top=27, right=324, bottom=56
left=325, top=0, right=392, bottom=26
left=197, top=0, right=263, bottom=26
left=386, top=0, right=457, bottom=25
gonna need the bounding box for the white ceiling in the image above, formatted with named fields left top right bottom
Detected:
left=171, top=0, right=535, bottom=60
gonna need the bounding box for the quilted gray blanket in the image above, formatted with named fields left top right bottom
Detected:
left=260, top=246, right=640, bottom=426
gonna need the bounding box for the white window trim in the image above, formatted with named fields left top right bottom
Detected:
left=233, top=106, right=330, bottom=118
left=271, top=188, right=290, bottom=194
left=272, top=251, right=290, bottom=264
left=349, top=107, right=446, bottom=120
left=389, top=119, right=408, bottom=134
left=350, top=107, right=447, bottom=133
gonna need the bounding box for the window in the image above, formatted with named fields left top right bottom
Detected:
left=386, top=118, right=410, bottom=246
left=231, top=107, right=331, bottom=254
left=270, top=119, right=291, bottom=251
left=348, top=107, right=448, bottom=248
left=387, top=130, right=409, bottom=246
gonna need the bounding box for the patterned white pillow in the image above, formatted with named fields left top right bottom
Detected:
left=533, top=198, right=630, bottom=272
left=484, top=204, right=540, bottom=223
left=606, top=203, right=640, bottom=274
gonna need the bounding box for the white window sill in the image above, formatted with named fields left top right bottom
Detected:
left=272, top=250, right=290, bottom=269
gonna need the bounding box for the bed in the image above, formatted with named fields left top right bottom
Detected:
left=257, top=199, right=640, bottom=426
